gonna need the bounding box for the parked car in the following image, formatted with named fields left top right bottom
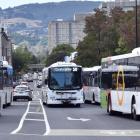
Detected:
left=13, top=85, right=33, bottom=101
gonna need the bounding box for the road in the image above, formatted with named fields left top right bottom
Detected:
left=0, top=87, right=140, bottom=140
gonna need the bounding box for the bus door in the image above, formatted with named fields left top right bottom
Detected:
left=88, top=74, right=94, bottom=101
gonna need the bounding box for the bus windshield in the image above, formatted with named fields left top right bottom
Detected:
left=49, top=67, right=82, bottom=90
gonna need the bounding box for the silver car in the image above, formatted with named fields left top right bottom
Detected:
left=13, top=85, right=33, bottom=101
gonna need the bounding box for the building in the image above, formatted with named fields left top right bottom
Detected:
left=0, top=28, right=12, bottom=65
left=48, top=18, right=85, bottom=53
left=99, top=0, right=140, bottom=14
left=48, top=12, right=96, bottom=54
left=48, top=11, right=95, bottom=54
left=74, top=12, right=95, bottom=21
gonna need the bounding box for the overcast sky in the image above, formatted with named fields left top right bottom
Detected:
left=0, top=0, right=111, bottom=9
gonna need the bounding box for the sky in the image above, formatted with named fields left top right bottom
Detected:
left=0, top=0, right=109, bottom=9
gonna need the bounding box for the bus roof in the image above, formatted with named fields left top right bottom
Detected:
left=49, top=61, right=81, bottom=68
left=83, top=66, right=101, bottom=72
left=101, top=47, right=140, bottom=63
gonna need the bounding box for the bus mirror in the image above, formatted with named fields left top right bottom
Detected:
left=45, top=79, right=48, bottom=85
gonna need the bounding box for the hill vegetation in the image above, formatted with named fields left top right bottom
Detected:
left=0, top=1, right=100, bottom=47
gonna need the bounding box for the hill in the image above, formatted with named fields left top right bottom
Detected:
left=0, top=1, right=101, bottom=55
left=1, top=1, right=101, bottom=23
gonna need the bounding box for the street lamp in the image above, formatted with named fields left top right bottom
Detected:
left=135, top=0, right=138, bottom=48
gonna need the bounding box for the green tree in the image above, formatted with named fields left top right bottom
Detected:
left=110, top=7, right=134, bottom=54
left=76, top=34, right=99, bottom=67
left=76, top=7, right=140, bottom=67
left=45, top=44, right=75, bottom=66
left=12, top=45, right=37, bottom=74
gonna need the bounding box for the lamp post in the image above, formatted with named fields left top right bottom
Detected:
left=135, top=0, right=138, bottom=48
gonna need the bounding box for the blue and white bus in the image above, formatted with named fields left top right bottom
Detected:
left=0, top=60, right=13, bottom=114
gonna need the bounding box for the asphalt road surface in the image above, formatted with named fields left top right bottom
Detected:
left=0, top=86, right=140, bottom=140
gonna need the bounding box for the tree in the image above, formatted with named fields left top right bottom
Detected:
left=12, top=44, right=37, bottom=74
left=76, top=9, right=116, bottom=66
left=75, top=34, right=99, bottom=67
left=76, top=7, right=140, bottom=67
left=45, top=44, right=75, bottom=66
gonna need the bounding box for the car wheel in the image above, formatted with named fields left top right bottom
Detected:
left=28, top=98, right=32, bottom=101
left=13, top=98, right=17, bottom=101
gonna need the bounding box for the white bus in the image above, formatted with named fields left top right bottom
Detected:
left=100, top=47, right=140, bottom=120
left=0, top=61, right=13, bottom=114
left=41, top=62, right=84, bottom=107
left=83, top=66, right=101, bottom=104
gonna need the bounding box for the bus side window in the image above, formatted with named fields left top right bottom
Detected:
left=112, top=73, right=117, bottom=89
left=101, top=73, right=112, bottom=90
left=83, top=77, right=88, bottom=86
left=94, top=76, right=98, bottom=87
left=45, top=79, right=48, bottom=85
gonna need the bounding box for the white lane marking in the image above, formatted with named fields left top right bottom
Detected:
left=49, top=129, right=140, bottom=136
left=39, top=98, right=51, bottom=136
left=12, top=104, right=28, bottom=106
left=12, top=102, right=28, bottom=106
left=28, top=112, right=43, bottom=114
left=11, top=96, right=50, bottom=136
left=15, top=133, right=43, bottom=137
left=67, top=117, right=91, bottom=122
left=33, top=91, right=40, bottom=99
left=25, top=118, right=44, bottom=122
left=32, top=99, right=40, bottom=101
left=0, top=132, right=40, bottom=137
left=30, top=103, right=40, bottom=105
left=7, top=129, right=140, bottom=137
left=10, top=101, right=31, bottom=134
left=36, top=91, right=40, bottom=96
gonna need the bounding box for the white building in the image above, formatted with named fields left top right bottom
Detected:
left=47, top=12, right=95, bottom=54
left=99, top=0, right=140, bottom=14
left=48, top=18, right=85, bottom=54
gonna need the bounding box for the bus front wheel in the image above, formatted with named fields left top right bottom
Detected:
left=75, top=104, right=81, bottom=107
left=131, top=103, right=139, bottom=121
left=92, top=93, right=95, bottom=104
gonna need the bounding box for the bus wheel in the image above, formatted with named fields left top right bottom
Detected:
left=83, top=93, right=87, bottom=104
left=76, top=104, right=81, bottom=107
left=7, top=93, right=12, bottom=106
left=42, top=93, right=45, bottom=102
left=92, top=93, right=95, bottom=104
left=28, top=98, right=32, bottom=101
left=131, top=103, right=139, bottom=121
left=46, top=96, right=49, bottom=105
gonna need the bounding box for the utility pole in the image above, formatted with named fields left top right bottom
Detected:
left=135, top=0, right=138, bottom=48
